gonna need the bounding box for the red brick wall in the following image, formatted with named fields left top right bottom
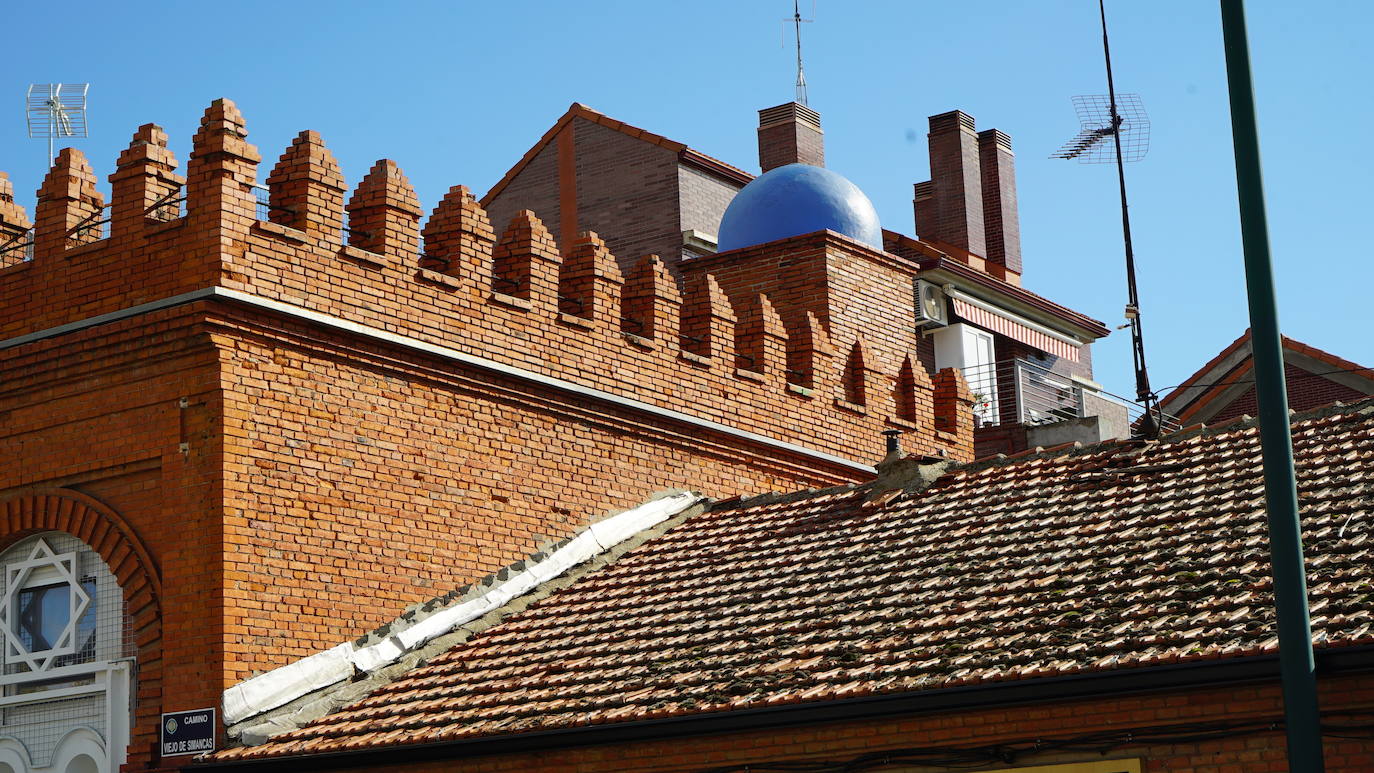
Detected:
left=684, top=232, right=973, bottom=460
left=571, top=119, right=683, bottom=275
left=677, top=163, right=740, bottom=259
left=0, top=305, right=225, bottom=772
left=1210, top=363, right=1367, bottom=425
left=327, top=673, right=1374, bottom=772
left=214, top=309, right=856, bottom=678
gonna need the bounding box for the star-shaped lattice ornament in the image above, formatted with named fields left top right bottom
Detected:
left=0, top=538, right=91, bottom=672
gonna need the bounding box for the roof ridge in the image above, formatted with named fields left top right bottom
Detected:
left=481, top=103, right=749, bottom=207
left=700, top=396, right=1374, bottom=520
left=219, top=491, right=708, bottom=747
left=1161, top=330, right=1373, bottom=415
left=938, top=394, right=1374, bottom=479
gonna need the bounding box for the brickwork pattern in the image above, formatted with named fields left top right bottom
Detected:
left=569, top=119, right=683, bottom=277
left=482, top=135, right=561, bottom=258
left=213, top=312, right=850, bottom=678
left=1210, top=363, right=1367, bottom=425
left=978, top=128, right=1021, bottom=273
left=758, top=119, right=824, bottom=172
left=924, top=111, right=986, bottom=257
left=677, top=163, right=740, bottom=255
left=0, top=101, right=975, bottom=470
left=0, top=305, right=224, bottom=772
left=685, top=232, right=969, bottom=457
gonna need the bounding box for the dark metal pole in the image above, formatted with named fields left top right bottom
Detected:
left=1098, top=0, right=1159, bottom=438
left=1218, top=2, right=1325, bottom=770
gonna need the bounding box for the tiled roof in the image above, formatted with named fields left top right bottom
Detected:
left=214, top=401, right=1374, bottom=761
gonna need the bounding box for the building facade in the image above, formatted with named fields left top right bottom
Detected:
left=4, top=94, right=1363, bottom=773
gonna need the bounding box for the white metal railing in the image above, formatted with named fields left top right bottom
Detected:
left=960, top=358, right=1180, bottom=435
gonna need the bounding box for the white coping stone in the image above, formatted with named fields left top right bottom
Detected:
left=222, top=643, right=353, bottom=727
left=222, top=491, right=702, bottom=726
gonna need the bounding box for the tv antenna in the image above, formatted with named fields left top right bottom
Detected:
left=1052, top=1, right=1161, bottom=439
left=782, top=0, right=814, bottom=105
left=26, top=83, right=89, bottom=166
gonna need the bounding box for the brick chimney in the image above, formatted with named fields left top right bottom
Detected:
left=918, top=110, right=985, bottom=257
left=757, top=102, right=824, bottom=172
left=978, top=128, right=1021, bottom=274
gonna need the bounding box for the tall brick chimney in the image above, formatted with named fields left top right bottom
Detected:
left=978, top=128, right=1021, bottom=274
left=757, top=102, right=824, bottom=172
left=918, top=110, right=985, bottom=257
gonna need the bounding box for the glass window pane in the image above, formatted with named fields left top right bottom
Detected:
left=17, top=583, right=70, bottom=652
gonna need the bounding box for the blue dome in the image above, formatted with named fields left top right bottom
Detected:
left=717, top=164, right=882, bottom=252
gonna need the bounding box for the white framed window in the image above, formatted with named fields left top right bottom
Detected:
left=933, top=322, right=999, bottom=425
left=0, top=533, right=133, bottom=773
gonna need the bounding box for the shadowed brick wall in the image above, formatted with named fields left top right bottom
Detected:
left=0, top=305, right=224, bottom=772
left=1210, top=362, right=1366, bottom=425
left=677, top=164, right=740, bottom=258
left=571, top=119, right=682, bottom=275
left=482, top=140, right=561, bottom=261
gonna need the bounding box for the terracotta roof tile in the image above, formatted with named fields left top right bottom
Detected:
left=219, top=401, right=1374, bottom=761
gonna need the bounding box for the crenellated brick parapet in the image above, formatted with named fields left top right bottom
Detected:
left=0, top=99, right=975, bottom=466
left=0, top=172, right=31, bottom=270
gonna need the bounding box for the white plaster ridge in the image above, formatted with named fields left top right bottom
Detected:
left=220, top=491, right=703, bottom=726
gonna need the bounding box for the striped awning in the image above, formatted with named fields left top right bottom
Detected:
left=951, top=298, right=1081, bottom=362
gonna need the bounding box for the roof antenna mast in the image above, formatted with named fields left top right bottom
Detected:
left=785, top=0, right=814, bottom=105
left=26, top=83, right=89, bottom=167
left=1052, top=0, right=1160, bottom=438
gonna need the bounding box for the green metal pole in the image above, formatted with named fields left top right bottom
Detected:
left=1218, top=2, right=1325, bottom=770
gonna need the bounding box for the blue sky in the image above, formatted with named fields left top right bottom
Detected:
left=4, top=1, right=1370, bottom=403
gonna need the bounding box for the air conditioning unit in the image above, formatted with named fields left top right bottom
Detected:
left=913, top=279, right=949, bottom=328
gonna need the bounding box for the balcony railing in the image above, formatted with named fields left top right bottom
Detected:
left=961, top=358, right=1180, bottom=436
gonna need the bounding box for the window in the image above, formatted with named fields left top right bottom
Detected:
left=933, top=322, right=999, bottom=425
left=0, top=533, right=134, bottom=773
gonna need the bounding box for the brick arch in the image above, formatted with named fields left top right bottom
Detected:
left=0, top=488, right=163, bottom=769
left=0, top=489, right=162, bottom=617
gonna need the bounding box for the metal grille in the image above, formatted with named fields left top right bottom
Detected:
left=961, top=358, right=1180, bottom=435
left=252, top=184, right=272, bottom=221
left=146, top=191, right=187, bottom=222
left=0, top=231, right=34, bottom=264
left=0, top=694, right=105, bottom=767
left=0, top=532, right=135, bottom=766
left=1, top=532, right=134, bottom=676
left=67, top=204, right=110, bottom=243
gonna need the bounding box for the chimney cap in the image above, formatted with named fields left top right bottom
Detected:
left=759, top=102, right=822, bottom=131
